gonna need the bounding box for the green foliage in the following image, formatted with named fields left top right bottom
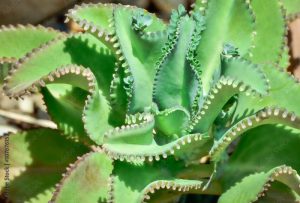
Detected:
left=1, top=0, right=300, bottom=202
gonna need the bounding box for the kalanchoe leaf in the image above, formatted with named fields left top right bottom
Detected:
left=233, top=65, right=300, bottom=122
left=102, top=110, right=211, bottom=163
left=0, top=25, right=62, bottom=62
left=109, top=65, right=128, bottom=126
left=132, top=10, right=153, bottom=31
left=103, top=133, right=211, bottom=164
left=248, top=0, right=286, bottom=65
left=221, top=57, right=269, bottom=95
left=222, top=43, right=239, bottom=58
left=65, top=3, right=166, bottom=40
left=104, top=113, right=154, bottom=146
left=187, top=76, right=261, bottom=134
left=178, top=4, right=187, bottom=16
left=192, top=0, right=208, bottom=15
left=153, top=14, right=201, bottom=113
left=0, top=62, right=9, bottom=86
left=7, top=63, right=115, bottom=145
left=220, top=125, right=300, bottom=193
left=219, top=165, right=300, bottom=203
left=3, top=33, right=115, bottom=98
left=11, top=63, right=115, bottom=145
left=195, top=0, right=255, bottom=95
left=112, top=6, right=168, bottom=113
left=210, top=107, right=300, bottom=162
left=110, top=158, right=206, bottom=203
left=0, top=25, right=62, bottom=84
left=0, top=129, right=89, bottom=202
left=66, top=3, right=115, bottom=37
left=281, top=0, right=300, bottom=20
left=50, top=150, right=113, bottom=203
left=42, top=84, right=90, bottom=143
left=192, top=10, right=205, bottom=24
left=154, top=106, right=190, bottom=139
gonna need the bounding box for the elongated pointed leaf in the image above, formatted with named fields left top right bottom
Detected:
left=210, top=108, right=300, bottom=162
left=111, top=159, right=203, bottom=203
left=50, top=151, right=113, bottom=203
left=155, top=106, right=190, bottom=137
left=112, top=7, right=167, bottom=113
left=221, top=125, right=300, bottom=188
left=39, top=65, right=114, bottom=145
left=0, top=25, right=61, bottom=62
left=188, top=76, right=260, bottom=133
left=248, top=0, right=286, bottom=65
left=153, top=15, right=200, bottom=112
left=233, top=66, right=300, bottom=122
left=66, top=3, right=166, bottom=37
left=4, top=33, right=115, bottom=98
left=219, top=165, right=300, bottom=203
left=282, top=0, right=300, bottom=20
left=0, top=129, right=88, bottom=203
left=196, top=0, right=255, bottom=95
left=221, top=57, right=268, bottom=94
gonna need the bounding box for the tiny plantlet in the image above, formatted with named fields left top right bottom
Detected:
left=1, top=0, right=300, bottom=202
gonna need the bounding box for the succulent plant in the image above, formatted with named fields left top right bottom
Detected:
left=1, top=0, right=300, bottom=202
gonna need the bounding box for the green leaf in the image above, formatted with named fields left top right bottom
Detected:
left=51, top=151, right=113, bottom=203
left=221, top=125, right=300, bottom=189
left=42, top=84, right=89, bottom=143
left=4, top=33, right=115, bottom=98
left=281, top=0, right=300, bottom=20
left=3, top=33, right=118, bottom=144
left=109, top=65, right=128, bottom=126
left=111, top=159, right=203, bottom=203
left=248, top=0, right=286, bottom=65
left=155, top=106, right=190, bottom=138
left=83, top=85, right=113, bottom=145
left=258, top=181, right=300, bottom=203
left=233, top=66, right=300, bottom=122
left=153, top=15, right=199, bottom=112
left=224, top=0, right=255, bottom=57
left=278, top=45, right=290, bottom=69
left=67, top=3, right=114, bottom=36
left=112, top=7, right=167, bottom=113
left=66, top=3, right=166, bottom=38
left=102, top=112, right=211, bottom=163
left=0, top=25, right=61, bottom=62
left=188, top=76, right=260, bottom=133
left=0, top=62, right=9, bottom=86
left=9, top=63, right=114, bottom=145
left=219, top=165, right=300, bottom=203
left=196, top=0, right=255, bottom=95
left=104, top=113, right=154, bottom=146
left=193, top=0, right=208, bottom=15
left=0, top=128, right=88, bottom=203
left=221, top=57, right=268, bottom=94
left=210, top=107, right=300, bottom=162
left=104, top=131, right=210, bottom=163
left=38, top=65, right=114, bottom=145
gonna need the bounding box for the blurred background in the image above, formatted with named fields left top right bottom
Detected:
left=0, top=1, right=300, bottom=202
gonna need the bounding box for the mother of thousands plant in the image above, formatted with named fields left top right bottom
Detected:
left=1, top=0, right=300, bottom=202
